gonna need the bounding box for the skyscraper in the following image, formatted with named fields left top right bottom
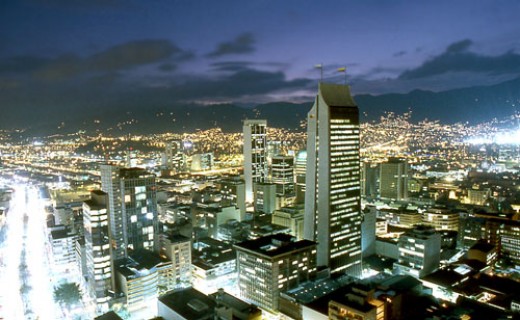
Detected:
left=304, top=83, right=362, bottom=277
left=379, top=158, right=408, bottom=201
left=83, top=190, right=112, bottom=311
left=100, top=164, right=158, bottom=260
left=243, top=119, right=268, bottom=204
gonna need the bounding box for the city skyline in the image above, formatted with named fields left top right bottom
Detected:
left=1, top=1, right=520, bottom=127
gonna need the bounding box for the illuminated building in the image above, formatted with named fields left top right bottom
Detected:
left=467, top=240, right=497, bottom=266
left=158, top=287, right=261, bottom=320
left=379, top=158, right=408, bottom=201
left=243, top=119, right=268, bottom=203
left=159, top=234, right=192, bottom=288
left=361, top=162, right=379, bottom=199
left=328, top=283, right=385, bottom=320
left=271, top=155, right=294, bottom=195
left=191, top=153, right=214, bottom=172
left=100, top=165, right=158, bottom=260
left=50, top=226, right=79, bottom=272
left=163, top=141, right=186, bottom=174
left=294, top=150, right=307, bottom=204
left=115, top=250, right=174, bottom=314
left=83, top=190, right=113, bottom=311
left=253, top=182, right=276, bottom=214
left=272, top=204, right=305, bottom=239
left=304, top=83, right=362, bottom=277
left=485, top=218, right=520, bottom=266
left=467, top=188, right=491, bottom=206
left=395, top=225, right=441, bottom=278
left=235, top=233, right=316, bottom=313
left=218, top=176, right=246, bottom=218
left=192, top=238, right=237, bottom=295
left=421, top=208, right=459, bottom=232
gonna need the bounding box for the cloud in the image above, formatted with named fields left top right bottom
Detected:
left=393, top=50, right=406, bottom=57
left=207, top=33, right=256, bottom=58
left=446, top=39, right=472, bottom=53
left=88, top=39, right=191, bottom=71
left=399, top=39, right=520, bottom=80
left=0, top=39, right=193, bottom=81
left=0, top=55, right=50, bottom=74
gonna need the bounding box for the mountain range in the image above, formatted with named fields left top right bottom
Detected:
left=10, top=77, right=520, bottom=136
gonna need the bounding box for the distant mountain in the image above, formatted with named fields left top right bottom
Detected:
left=355, top=77, right=520, bottom=124
left=12, top=77, right=520, bottom=136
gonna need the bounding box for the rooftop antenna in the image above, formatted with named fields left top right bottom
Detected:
left=338, top=66, right=346, bottom=85
left=315, top=63, right=323, bottom=83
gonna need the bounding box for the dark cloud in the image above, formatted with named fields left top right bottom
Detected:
left=158, top=68, right=312, bottom=102
left=210, top=61, right=253, bottom=72
left=0, top=56, right=50, bottom=74
left=393, top=50, right=406, bottom=57
left=0, top=39, right=193, bottom=81
left=207, top=33, right=256, bottom=58
left=88, top=40, right=191, bottom=71
left=27, top=0, right=129, bottom=9
left=446, top=39, right=472, bottom=53
left=399, top=40, right=520, bottom=80
left=158, top=63, right=176, bottom=72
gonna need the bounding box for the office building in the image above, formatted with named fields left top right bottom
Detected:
left=115, top=250, right=174, bottom=314
left=272, top=204, right=305, bottom=239
left=243, top=120, right=268, bottom=204
left=235, top=233, right=316, bottom=312
left=83, top=190, right=113, bottom=311
left=253, top=182, right=277, bottom=214
left=271, top=155, right=295, bottom=195
left=361, top=162, right=379, bottom=199
left=421, top=208, right=459, bottom=232
left=304, top=83, right=362, bottom=276
left=100, top=165, right=158, bottom=260
left=159, top=234, right=192, bottom=288
left=395, top=225, right=441, bottom=278
left=218, top=176, right=246, bottom=218
left=379, top=158, right=408, bottom=201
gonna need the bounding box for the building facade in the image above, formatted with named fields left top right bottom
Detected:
left=304, top=83, right=362, bottom=277
left=235, top=234, right=316, bottom=312
left=243, top=120, right=268, bottom=204
left=83, top=190, right=113, bottom=311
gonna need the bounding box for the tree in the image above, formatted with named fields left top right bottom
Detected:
left=53, top=282, right=82, bottom=310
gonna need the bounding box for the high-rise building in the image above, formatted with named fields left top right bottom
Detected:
left=235, top=234, right=316, bottom=312
left=361, top=162, right=379, bottom=199
left=304, top=83, right=362, bottom=277
left=100, top=164, right=158, bottom=260
left=83, top=190, right=113, bottom=311
left=379, top=158, right=408, bottom=200
left=271, top=155, right=294, bottom=196
left=243, top=120, right=268, bottom=204
left=159, top=234, right=192, bottom=288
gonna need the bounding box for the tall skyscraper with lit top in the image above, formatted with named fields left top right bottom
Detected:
left=304, top=83, right=362, bottom=277
left=243, top=119, right=268, bottom=204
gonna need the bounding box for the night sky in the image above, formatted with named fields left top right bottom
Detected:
left=1, top=0, right=520, bottom=122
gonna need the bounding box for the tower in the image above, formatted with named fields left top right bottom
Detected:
left=304, top=83, right=362, bottom=277
left=379, top=158, right=408, bottom=201
left=243, top=119, right=268, bottom=204
left=100, top=164, right=158, bottom=260
left=83, top=190, right=112, bottom=312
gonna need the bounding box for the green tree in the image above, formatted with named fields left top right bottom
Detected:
left=53, top=282, right=82, bottom=310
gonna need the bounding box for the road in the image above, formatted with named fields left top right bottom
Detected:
left=0, top=184, right=63, bottom=319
